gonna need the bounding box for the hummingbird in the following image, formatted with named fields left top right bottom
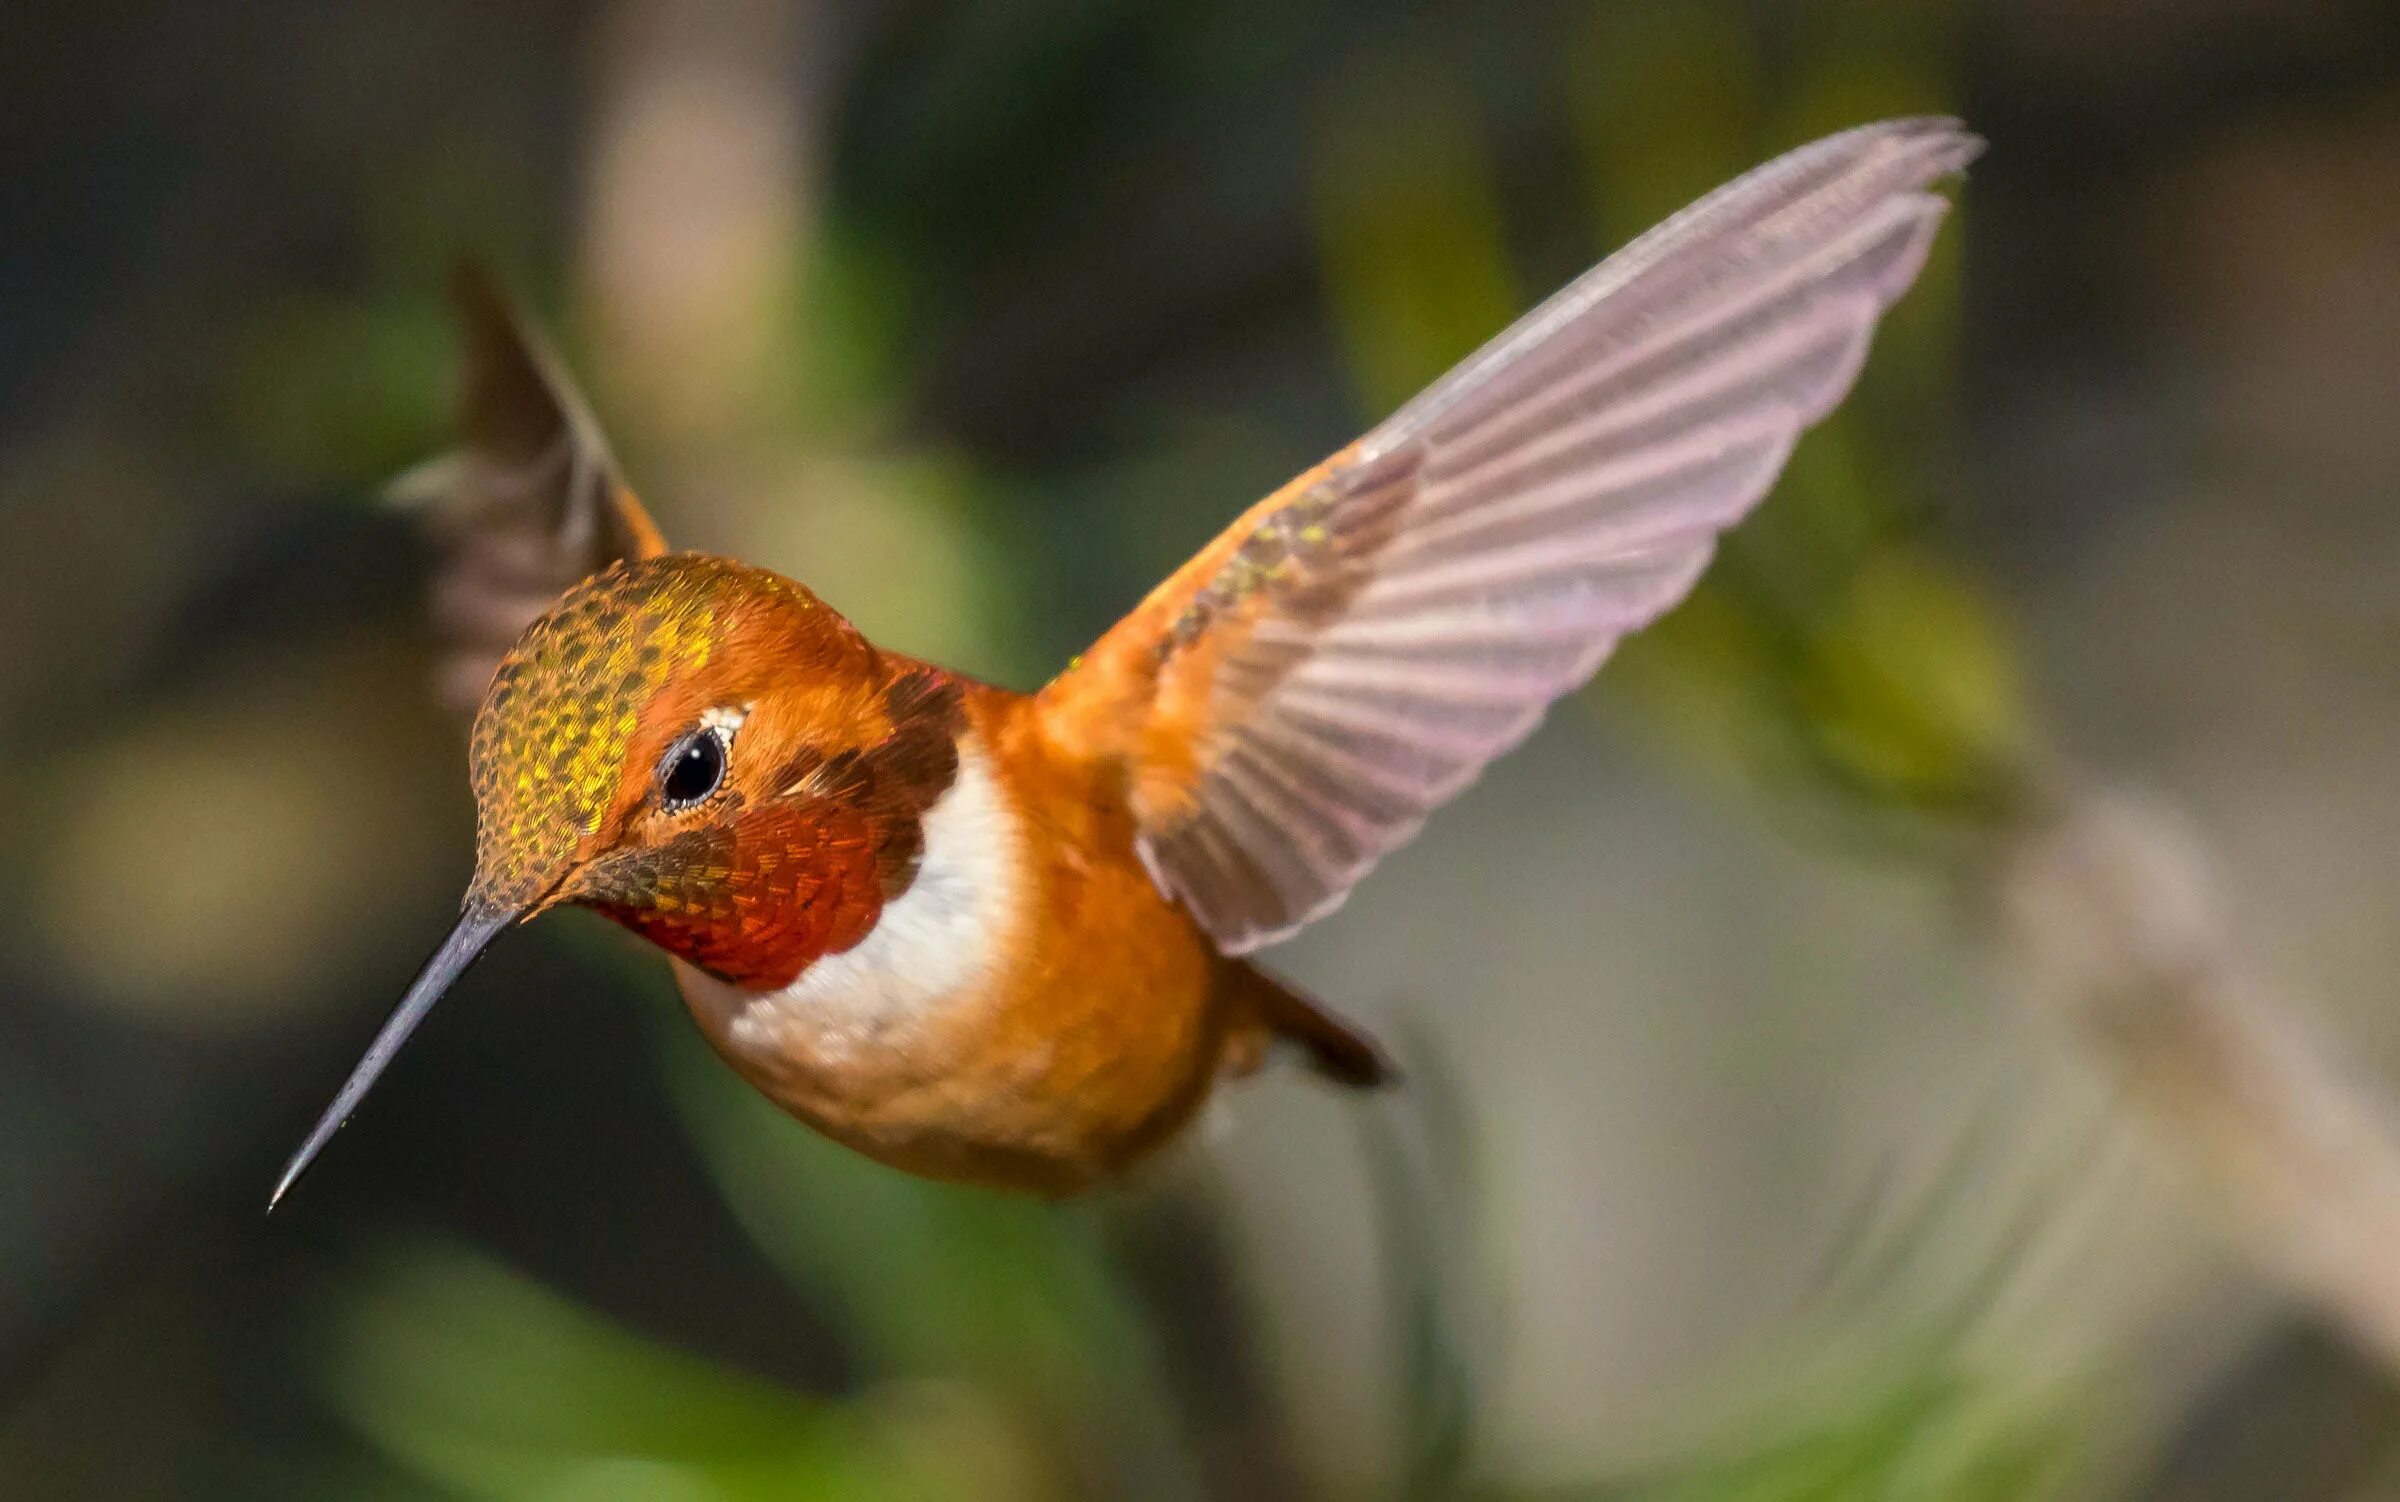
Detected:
left=274, top=118, right=1979, bottom=1205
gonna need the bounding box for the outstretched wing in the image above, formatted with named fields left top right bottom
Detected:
left=1037, top=117, right=1980, bottom=953
left=393, top=262, right=669, bottom=714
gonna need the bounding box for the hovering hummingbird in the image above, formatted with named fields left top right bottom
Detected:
left=274, top=118, right=1979, bottom=1205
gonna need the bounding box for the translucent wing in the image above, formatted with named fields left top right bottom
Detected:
left=1038, top=117, right=1981, bottom=953
left=393, top=262, right=669, bottom=714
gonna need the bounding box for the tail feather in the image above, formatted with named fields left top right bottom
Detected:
left=1234, top=963, right=1396, bottom=1089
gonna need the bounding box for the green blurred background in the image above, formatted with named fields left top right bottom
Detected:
left=8, top=1, right=2400, bottom=1497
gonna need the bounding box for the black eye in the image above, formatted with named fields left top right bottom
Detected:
left=660, top=727, right=728, bottom=809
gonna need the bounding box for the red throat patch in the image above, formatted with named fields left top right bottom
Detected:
left=591, top=800, right=889, bottom=989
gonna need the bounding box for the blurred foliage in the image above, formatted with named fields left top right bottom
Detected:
left=326, top=1238, right=1038, bottom=1501
left=329, top=1246, right=2094, bottom=1502
left=1589, top=1364, right=2084, bottom=1502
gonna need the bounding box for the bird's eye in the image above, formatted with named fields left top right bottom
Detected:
left=660, top=726, right=729, bottom=810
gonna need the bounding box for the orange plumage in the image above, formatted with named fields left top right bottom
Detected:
left=274, top=119, right=1978, bottom=1207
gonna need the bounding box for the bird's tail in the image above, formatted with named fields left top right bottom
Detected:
left=1228, top=963, right=1396, bottom=1089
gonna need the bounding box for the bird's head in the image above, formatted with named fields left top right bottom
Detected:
left=275, top=552, right=963, bottom=1205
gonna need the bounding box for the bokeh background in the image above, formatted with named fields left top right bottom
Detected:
left=8, top=1, right=2400, bottom=1497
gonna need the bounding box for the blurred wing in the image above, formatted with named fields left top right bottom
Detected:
left=1038, top=117, right=1980, bottom=953
left=392, top=262, right=668, bottom=713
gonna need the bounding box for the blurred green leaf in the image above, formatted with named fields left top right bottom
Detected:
left=1793, top=548, right=2032, bottom=816
left=323, top=1238, right=1019, bottom=1502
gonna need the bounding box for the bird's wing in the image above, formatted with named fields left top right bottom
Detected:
left=393, top=262, right=669, bottom=714
left=1036, top=117, right=1980, bottom=953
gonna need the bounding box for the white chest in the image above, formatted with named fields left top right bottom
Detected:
left=684, top=735, right=1023, bottom=1064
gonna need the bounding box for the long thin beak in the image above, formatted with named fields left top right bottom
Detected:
left=269, top=902, right=515, bottom=1211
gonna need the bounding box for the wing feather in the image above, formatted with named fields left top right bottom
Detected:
left=393, top=263, right=669, bottom=715
left=1039, top=118, right=1980, bottom=951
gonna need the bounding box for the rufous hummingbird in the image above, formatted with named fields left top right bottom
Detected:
left=273, top=118, right=1978, bottom=1205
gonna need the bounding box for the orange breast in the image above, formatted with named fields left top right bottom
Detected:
left=673, top=687, right=1266, bottom=1193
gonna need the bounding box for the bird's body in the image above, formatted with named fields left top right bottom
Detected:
left=274, top=118, right=1981, bottom=1207
left=664, top=660, right=1273, bottom=1193
left=465, top=548, right=1384, bottom=1191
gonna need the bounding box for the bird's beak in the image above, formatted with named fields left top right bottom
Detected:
left=268, top=900, right=517, bottom=1211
